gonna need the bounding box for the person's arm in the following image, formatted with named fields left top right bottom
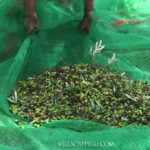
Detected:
left=84, top=0, right=94, bottom=13
left=24, top=0, right=35, bottom=14
left=80, top=0, right=94, bottom=33
left=24, top=0, right=40, bottom=34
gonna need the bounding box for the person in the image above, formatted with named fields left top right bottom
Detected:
left=24, top=0, right=94, bottom=34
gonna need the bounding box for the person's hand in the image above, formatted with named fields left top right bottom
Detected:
left=24, top=12, right=40, bottom=34
left=80, top=15, right=92, bottom=33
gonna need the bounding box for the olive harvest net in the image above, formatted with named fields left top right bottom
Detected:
left=0, top=0, right=150, bottom=149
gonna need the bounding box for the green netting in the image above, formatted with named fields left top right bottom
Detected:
left=1, top=0, right=150, bottom=149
